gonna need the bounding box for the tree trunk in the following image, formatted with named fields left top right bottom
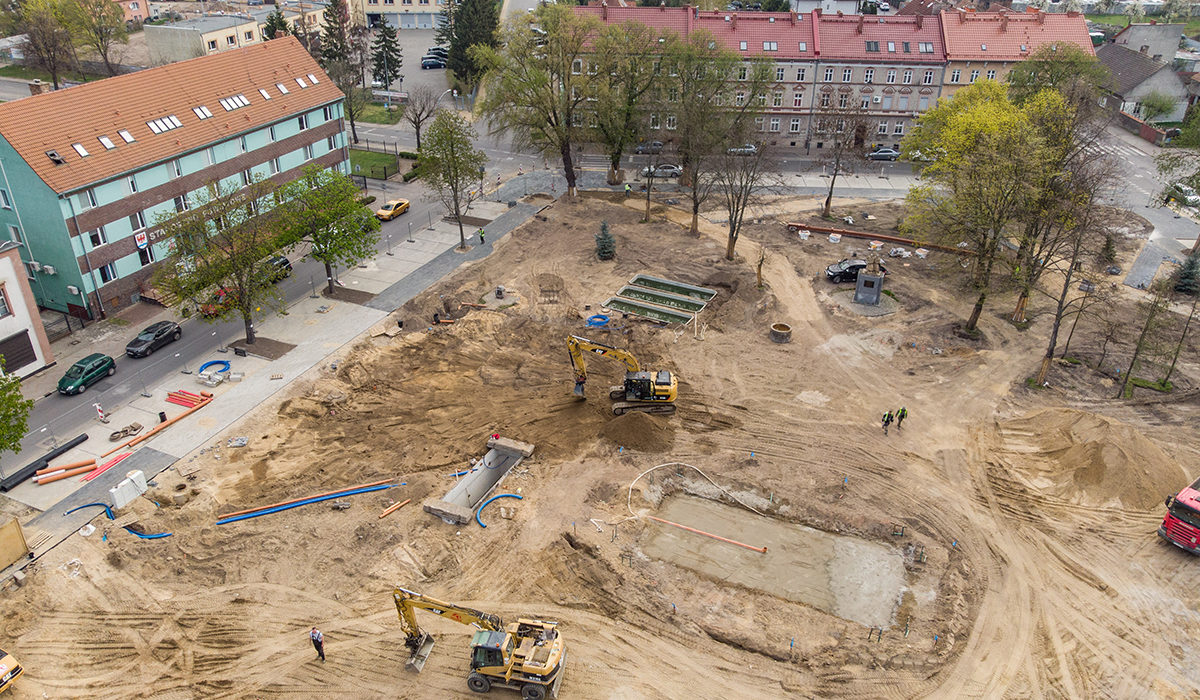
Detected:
left=1162, top=296, right=1199, bottom=385
left=560, top=140, right=577, bottom=197
left=348, top=107, right=360, bottom=144
left=1034, top=256, right=1077, bottom=385
left=965, top=250, right=998, bottom=332
left=725, top=227, right=737, bottom=260
left=966, top=290, right=987, bottom=332
left=242, top=311, right=256, bottom=345
left=1011, top=290, right=1029, bottom=323
left=456, top=210, right=467, bottom=249
left=415, top=126, right=422, bottom=151
left=1120, top=310, right=1157, bottom=398
left=644, top=182, right=652, bottom=221
left=1060, top=306, right=1084, bottom=359
left=324, top=261, right=335, bottom=295
left=101, top=49, right=116, bottom=77
left=823, top=170, right=838, bottom=219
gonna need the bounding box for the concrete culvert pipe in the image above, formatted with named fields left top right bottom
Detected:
left=769, top=323, right=792, bottom=343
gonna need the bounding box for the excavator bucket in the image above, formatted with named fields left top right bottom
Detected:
left=406, top=632, right=435, bottom=673
left=573, top=382, right=585, bottom=397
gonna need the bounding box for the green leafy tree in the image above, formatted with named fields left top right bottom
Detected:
left=153, top=178, right=291, bottom=345
left=763, top=0, right=790, bottom=9
left=447, top=0, right=498, bottom=90
left=475, top=5, right=601, bottom=197
left=903, top=80, right=1049, bottom=332
left=0, top=358, right=34, bottom=458
left=64, top=0, right=126, bottom=76
left=590, top=21, right=670, bottom=184
left=371, top=19, right=402, bottom=88
left=1006, top=43, right=1111, bottom=112
left=423, top=111, right=489, bottom=248
left=595, top=221, right=615, bottom=260
left=263, top=9, right=290, bottom=40
left=435, top=0, right=456, bottom=49
left=278, top=165, right=380, bottom=296
left=1138, top=90, right=1177, bottom=123
left=17, top=0, right=75, bottom=88
left=1100, top=233, right=1117, bottom=264
left=1161, top=0, right=1191, bottom=22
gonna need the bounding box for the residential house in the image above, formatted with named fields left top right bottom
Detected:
left=1110, top=20, right=1182, bottom=64
left=938, top=9, right=1095, bottom=100
left=0, top=37, right=348, bottom=319
left=252, top=2, right=327, bottom=43
left=0, top=241, right=54, bottom=377
left=117, top=0, right=146, bottom=25
left=1097, top=43, right=1188, bottom=122
left=145, top=15, right=262, bottom=65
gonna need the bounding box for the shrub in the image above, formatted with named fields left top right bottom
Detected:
left=398, top=150, right=419, bottom=160
left=595, top=221, right=616, bottom=260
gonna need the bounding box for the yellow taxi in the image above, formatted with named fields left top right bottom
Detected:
left=375, top=199, right=410, bottom=220
left=0, top=648, right=22, bottom=693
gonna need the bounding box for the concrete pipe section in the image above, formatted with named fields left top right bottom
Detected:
left=423, top=436, right=535, bottom=525
left=769, top=323, right=792, bottom=344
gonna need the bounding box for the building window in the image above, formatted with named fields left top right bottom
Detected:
left=835, top=119, right=846, bottom=133
left=82, top=188, right=97, bottom=210
left=986, top=70, right=996, bottom=80
left=772, top=92, right=783, bottom=107
left=842, top=68, right=852, bottom=82
left=763, top=41, right=777, bottom=51
left=883, top=96, right=893, bottom=109
left=0, top=286, right=9, bottom=318
left=738, top=66, right=748, bottom=81
left=244, top=31, right=253, bottom=40
left=23, top=261, right=35, bottom=278
left=226, top=35, right=236, bottom=46
left=323, top=106, right=333, bottom=121
left=923, top=70, right=934, bottom=85
left=668, top=88, right=678, bottom=102
left=866, top=41, right=880, bottom=52
left=665, top=115, right=677, bottom=130
left=755, top=116, right=765, bottom=131
left=950, top=69, right=961, bottom=83
left=298, top=114, right=308, bottom=130
left=88, top=226, right=107, bottom=246
left=571, top=59, right=582, bottom=74
left=902, top=69, right=912, bottom=85
left=820, top=93, right=831, bottom=108
left=7, top=225, right=19, bottom=243
left=769, top=117, right=780, bottom=132
left=794, top=92, right=803, bottom=107
left=838, top=93, right=848, bottom=108
left=739, top=41, right=747, bottom=51
left=171, top=159, right=182, bottom=178
left=0, top=189, right=10, bottom=209
left=899, top=96, right=909, bottom=111
left=886, top=69, right=896, bottom=84
left=303, top=144, right=314, bottom=160
left=893, top=122, right=904, bottom=135
left=139, top=246, right=155, bottom=266
left=649, top=114, right=660, bottom=129
left=327, top=135, right=337, bottom=151
left=208, top=40, right=217, bottom=50
left=796, top=67, right=806, bottom=81
left=798, top=42, right=807, bottom=52
left=130, top=210, right=146, bottom=231
left=824, top=67, right=834, bottom=82
left=270, top=158, right=280, bottom=174
left=174, top=194, right=189, bottom=212
left=126, top=175, right=137, bottom=194
left=775, top=67, right=785, bottom=81
left=887, top=41, right=895, bottom=52
left=864, top=68, right=874, bottom=84
left=919, top=42, right=933, bottom=53
left=790, top=117, right=801, bottom=133
left=240, top=136, right=248, bottom=153
left=862, top=97, right=870, bottom=109
left=919, top=96, right=929, bottom=111
left=970, top=69, right=979, bottom=83
left=241, top=169, right=252, bottom=186
left=269, top=125, right=277, bottom=142
left=878, top=121, right=888, bottom=134
left=98, top=263, right=116, bottom=283
left=903, top=42, right=911, bottom=53
left=735, top=92, right=745, bottom=106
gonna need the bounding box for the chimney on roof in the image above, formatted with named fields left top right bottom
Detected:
left=1000, top=13, right=1007, bottom=32
left=27, top=79, right=50, bottom=96
left=601, top=0, right=606, bottom=20
left=837, top=10, right=843, bottom=16
left=1067, top=10, right=1080, bottom=17
left=659, top=1, right=665, bottom=8
left=790, top=10, right=797, bottom=25
left=916, top=14, right=923, bottom=28
left=1038, top=10, right=1045, bottom=24
left=731, top=12, right=736, bottom=28
left=857, top=14, right=864, bottom=34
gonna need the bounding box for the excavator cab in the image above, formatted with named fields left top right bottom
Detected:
left=470, top=631, right=509, bottom=670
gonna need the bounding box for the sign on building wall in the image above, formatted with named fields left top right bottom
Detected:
left=135, top=231, right=149, bottom=249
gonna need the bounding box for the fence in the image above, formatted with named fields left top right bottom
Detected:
left=41, top=312, right=86, bottom=343
left=352, top=138, right=409, bottom=157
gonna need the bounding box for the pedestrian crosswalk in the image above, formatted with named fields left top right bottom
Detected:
left=576, top=154, right=611, bottom=171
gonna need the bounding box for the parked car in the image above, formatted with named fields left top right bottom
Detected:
left=727, top=143, right=758, bottom=155
left=421, top=57, right=447, bottom=69
left=634, top=140, right=664, bottom=155
left=425, top=47, right=448, bottom=58
left=878, top=1, right=891, bottom=10
left=264, top=255, right=293, bottom=282
left=58, top=353, right=115, bottom=395
left=376, top=198, right=411, bottom=220
left=125, top=321, right=182, bottom=358
left=641, top=164, right=683, bottom=178
left=1169, top=182, right=1200, bottom=206
left=867, top=147, right=901, bottom=161
left=826, top=258, right=887, bottom=283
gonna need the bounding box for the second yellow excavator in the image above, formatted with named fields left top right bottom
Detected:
left=566, top=335, right=677, bottom=415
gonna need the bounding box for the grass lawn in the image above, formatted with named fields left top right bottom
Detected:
left=349, top=148, right=401, bottom=180
left=1088, top=13, right=1200, bottom=35
left=358, top=102, right=404, bottom=125
left=0, top=63, right=104, bottom=84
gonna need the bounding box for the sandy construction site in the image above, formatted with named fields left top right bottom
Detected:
left=1, top=193, right=1199, bottom=698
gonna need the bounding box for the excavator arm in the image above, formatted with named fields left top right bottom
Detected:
left=567, top=335, right=642, bottom=396
left=394, top=587, right=503, bottom=672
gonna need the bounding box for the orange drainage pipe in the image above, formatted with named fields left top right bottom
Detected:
left=100, top=396, right=214, bottom=458
left=35, top=464, right=96, bottom=485
left=36, top=458, right=95, bottom=476
left=644, top=515, right=768, bottom=554
left=437, top=319, right=456, bottom=324
left=219, top=479, right=396, bottom=520
left=377, top=498, right=411, bottom=519
left=82, top=452, right=132, bottom=482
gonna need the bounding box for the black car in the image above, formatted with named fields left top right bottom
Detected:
left=125, top=321, right=182, bottom=358
left=264, top=255, right=292, bottom=282
left=634, top=141, right=664, bottom=155
left=867, top=148, right=901, bottom=161
left=421, top=57, right=447, bottom=69
left=826, top=258, right=887, bottom=283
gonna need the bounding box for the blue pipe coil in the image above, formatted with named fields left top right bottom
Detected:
left=198, top=360, right=231, bottom=375
left=216, top=484, right=393, bottom=525
left=475, top=493, right=523, bottom=529
left=586, top=314, right=609, bottom=327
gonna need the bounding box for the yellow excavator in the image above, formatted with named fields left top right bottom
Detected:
left=567, top=335, right=677, bottom=415
left=394, top=587, right=567, bottom=699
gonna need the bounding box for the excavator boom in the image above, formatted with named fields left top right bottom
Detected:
left=567, top=335, right=642, bottom=396
left=566, top=335, right=678, bottom=413
left=394, top=587, right=503, bottom=672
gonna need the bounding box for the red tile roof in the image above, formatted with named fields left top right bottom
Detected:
left=0, top=37, right=342, bottom=195
left=576, top=5, right=817, bottom=59
left=816, top=13, right=946, bottom=62
left=939, top=9, right=1094, bottom=61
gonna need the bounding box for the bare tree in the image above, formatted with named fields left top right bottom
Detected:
left=403, top=85, right=441, bottom=151
left=590, top=21, right=668, bottom=184
left=1162, top=294, right=1199, bottom=386
left=18, top=0, right=75, bottom=89
left=811, top=104, right=872, bottom=219
left=63, top=0, right=127, bottom=76
left=713, top=145, right=776, bottom=260
left=1119, top=280, right=1173, bottom=398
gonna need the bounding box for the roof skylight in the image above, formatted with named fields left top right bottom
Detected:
left=146, top=115, right=182, bottom=134
left=306, top=73, right=319, bottom=84
left=296, top=77, right=308, bottom=88
left=98, top=135, right=116, bottom=150
left=72, top=143, right=89, bottom=157
left=276, top=82, right=290, bottom=94
left=193, top=105, right=214, bottom=119
left=259, top=88, right=271, bottom=100
left=118, top=129, right=135, bottom=143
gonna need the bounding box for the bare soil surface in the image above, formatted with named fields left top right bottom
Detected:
left=3, top=194, right=1199, bottom=699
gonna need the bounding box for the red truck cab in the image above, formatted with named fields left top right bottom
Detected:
left=1160, top=476, right=1200, bottom=554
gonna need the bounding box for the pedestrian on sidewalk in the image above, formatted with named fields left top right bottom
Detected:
left=310, top=627, right=325, bottom=662
left=478, top=228, right=486, bottom=245
left=896, top=407, right=907, bottom=430
left=881, top=410, right=893, bottom=436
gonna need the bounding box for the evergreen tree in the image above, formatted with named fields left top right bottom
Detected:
left=262, top=9, right=289, bottom=40
left=1100, top=233, right=1117, bottom=265
left=371, top=19, right=402, bottom=88
left=320, top=0, right=352, bottom=67
left=595, top=221, right=616, bottom=260
left=448, top=0, right=498, bottom=89
left=435, top=0, right=456, bottom=49
left=1177, top=251, right=1200, bottom=296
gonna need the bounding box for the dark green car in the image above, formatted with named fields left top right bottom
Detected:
left=57, top=353, right=115, bottom=395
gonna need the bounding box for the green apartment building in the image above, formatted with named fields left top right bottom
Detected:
left=0, top=36, right=347, bottom=319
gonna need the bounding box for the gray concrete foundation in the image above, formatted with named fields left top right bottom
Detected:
left=423, top=436, right=534, bottom=525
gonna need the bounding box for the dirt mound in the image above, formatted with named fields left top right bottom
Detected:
left=598, top=411, right=675, bottom=452
left=996, top=408, right=1186, bottom=510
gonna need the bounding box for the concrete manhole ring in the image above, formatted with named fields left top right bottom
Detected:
left=769, top=323, right=792, bottom=343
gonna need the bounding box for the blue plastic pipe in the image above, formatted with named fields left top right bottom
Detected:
left=65, top=502, right=172, bottom=538
left=475, top=493, right=522, bottom=529
left=198, top=360, right=231, bottom=375
left=216, top=484, right=393, bottom=525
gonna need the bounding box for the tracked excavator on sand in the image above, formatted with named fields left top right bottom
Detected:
left=394, top=587, right=567, bottom=699
left=566, top=335, right=678, bottom=415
